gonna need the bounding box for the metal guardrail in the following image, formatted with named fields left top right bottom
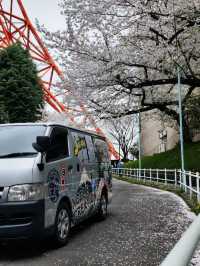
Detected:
left=161, top=214, right=200, bottom=266
left=112, top=167, right=200, bottom=265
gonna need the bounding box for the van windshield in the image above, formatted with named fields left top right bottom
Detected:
left=0, top=125, right=46, bottom=158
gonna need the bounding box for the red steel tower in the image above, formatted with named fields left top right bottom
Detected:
left=0, top=0, right=119, bottom=159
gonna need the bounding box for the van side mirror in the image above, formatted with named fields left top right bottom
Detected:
left=32, top=136, right=51, bottom=171
left=32, top=136, right=51, bottom=153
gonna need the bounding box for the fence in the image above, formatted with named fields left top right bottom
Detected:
left=112, top=168, right=200, bottom=202
left=112, top=167, right=200, bottom=265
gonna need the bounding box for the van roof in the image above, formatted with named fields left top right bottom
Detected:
left=0, top=122, right=106, bottom=140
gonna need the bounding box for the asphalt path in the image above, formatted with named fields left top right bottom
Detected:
left=0, top=179, right=195, bottom=266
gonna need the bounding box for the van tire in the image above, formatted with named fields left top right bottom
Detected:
left=97, top=192, right=108, bottom=220
left=53, top=202, right=71, bottom=246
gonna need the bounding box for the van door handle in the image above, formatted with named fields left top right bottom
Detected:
left=68, top=165, right=73, bottom=171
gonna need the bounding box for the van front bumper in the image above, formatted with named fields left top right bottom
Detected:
left=0, top=200, right=45, bottom=240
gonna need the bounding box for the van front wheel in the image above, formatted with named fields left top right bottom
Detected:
left=54, top=202, right=71, bottom=246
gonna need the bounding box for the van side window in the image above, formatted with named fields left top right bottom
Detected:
left=93, top=138, right=109, bottom=163
left=72, top=132, right=89, bottom=163
left=85, top=135, right=96, bottom=162
left=46, top=127, right=69, bottom=162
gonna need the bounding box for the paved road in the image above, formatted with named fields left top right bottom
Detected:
left=0, top=179, right=195, bottom=266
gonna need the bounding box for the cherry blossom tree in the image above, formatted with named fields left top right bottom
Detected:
left=106, top=116, right=137, bottom=161
left=39, top=0, right=200, bottom=142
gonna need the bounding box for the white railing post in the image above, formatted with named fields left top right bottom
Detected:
left=144, top=169, right=146, bottom=181
left=157, top=169, right=159, bottom=183
left=189, top=171, right=192, bottom=199
left=175, top=169, right=177, bottom=187
left=150, top=168, right=152, bottom=181
left=184, top=170, right=187, bottom=192
left=165, top=168, right=167, bottom=184
left=197, top=172, right=200, bottom=203
left=179, top=169, right=182, bottom=188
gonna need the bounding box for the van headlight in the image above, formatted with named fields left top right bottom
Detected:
left=8, top=184, right=44, bottom=202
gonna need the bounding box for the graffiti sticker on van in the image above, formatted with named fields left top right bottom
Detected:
left=60, top=166, right=66, bottom=191
left=48, top=169, right=60, bottom=202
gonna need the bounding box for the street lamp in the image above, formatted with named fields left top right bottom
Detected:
left=172, top=0, right=185, bottom=188
left=177, top=68, right=185, bottom=172
left=138, top=111, right=142, bottom=170
left=118, top=135, right=121, bottom=161
left=135, top=93, right=143, bottom=171
left=177, top=67, right=186, bottom=190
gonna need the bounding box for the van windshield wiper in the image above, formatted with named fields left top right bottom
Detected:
left=0, top=152, right=37, bottom=158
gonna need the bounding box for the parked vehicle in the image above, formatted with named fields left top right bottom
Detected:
left=0, top=123, right=112, bottom=245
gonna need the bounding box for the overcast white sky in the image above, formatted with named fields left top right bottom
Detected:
left=22, top=0, right=66, bottom=31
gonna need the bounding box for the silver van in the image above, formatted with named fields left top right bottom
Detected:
left=0, top=123, right=112, bottom=245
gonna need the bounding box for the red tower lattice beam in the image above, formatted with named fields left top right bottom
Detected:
left=0, top=0, right=119, bottom=159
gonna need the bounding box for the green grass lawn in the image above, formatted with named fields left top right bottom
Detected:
left=125, top=141, right=200, bottom=172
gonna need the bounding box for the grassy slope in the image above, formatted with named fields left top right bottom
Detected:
left=125, top=141, right=200, bottom=172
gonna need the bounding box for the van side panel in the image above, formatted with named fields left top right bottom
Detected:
left=43, top=126, right=112, bottom=229
left=42, top=126, right=77, bottom=229
left=70, top=130, right=97, bottom=221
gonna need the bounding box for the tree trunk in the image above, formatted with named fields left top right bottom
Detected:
left=171, top=110, right=192, bottom=143
left=183, top=119, right=192, bottom=143
left=121, top=147, right=128, bottom=161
